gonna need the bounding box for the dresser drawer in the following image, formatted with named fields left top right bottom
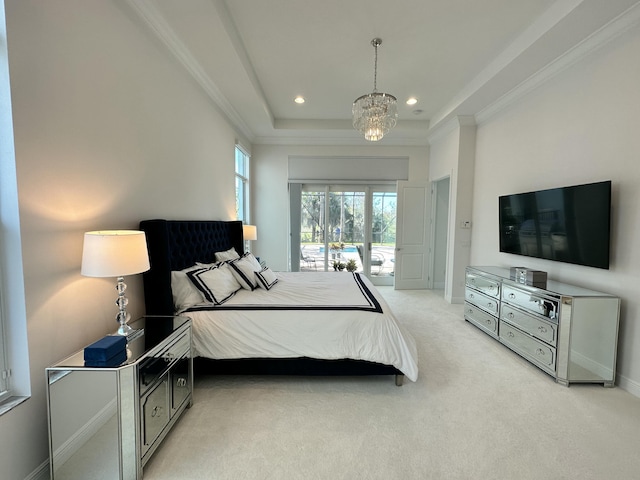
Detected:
left=464, top=302, right=498, bottom=337
left=465, top=288, right=499, bottom=315
left=140, top=331, right=190, bottom=395
left=465, top=272, right=500, bottom=298
left=141, top=375, right=170, bottom=457
left=502, top=285, right=559, bottom=322
left=499, top=323, right=556, bottom=374
left=501, top=304, right=557, bottom=346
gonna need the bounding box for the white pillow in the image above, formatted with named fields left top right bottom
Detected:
left=214, top=247, right=240, bottom=262
left=228, top=253, right=262, bottom=290
left=256, top=266, right=278, bottom=290
left=171, top=265, right=206, bottom=311
left=187, top=263, right=241, bottom=304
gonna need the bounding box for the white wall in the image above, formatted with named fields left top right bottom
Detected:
left=427, top=119, right=476, bottom=303
left=252, top=144, right=429, bottom=271
left=1, top=1, right=242, bottom=478
left=470, top=24, right=640, bottom=395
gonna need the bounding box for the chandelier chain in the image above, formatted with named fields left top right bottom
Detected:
left=373, top=41, right=378, bottom=92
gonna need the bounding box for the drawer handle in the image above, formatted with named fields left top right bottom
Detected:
left=177, top=377, right=187, bottom=388
left=508, top=332, right=515, bottom=338
left=508, top=293, right=516, bottom=299
left=536, top=348, right=546, bottom=357
left=538, top=326, right=547, bottom=334
left=469, top=293, right=475, bottom=299
left=487, top=302, right=493, bottom=308
left=151, top=406, right=164, bottom=418
left=163, top=353, right=175, bottom=363
left=508, top=312, right=514, bottom=319
left=485, top=319, right=492, bottom=325
left=489, top=285, right=495, bottom=290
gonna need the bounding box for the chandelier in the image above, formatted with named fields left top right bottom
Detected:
left=352, top=38, right=398, bottom=142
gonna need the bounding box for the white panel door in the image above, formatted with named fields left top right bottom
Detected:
left=395, top=181, right=429, bottom=289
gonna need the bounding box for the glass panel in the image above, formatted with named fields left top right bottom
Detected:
left=371, top=190, right=397, bottom=281
left=235, top=175, right=245, bottom=222
left=300, top=190, right=325, bottom=271
left=329, top=190, right=365, bottom=273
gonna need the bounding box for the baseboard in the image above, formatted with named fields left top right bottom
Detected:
left=616, top=373, right=640, bottom=398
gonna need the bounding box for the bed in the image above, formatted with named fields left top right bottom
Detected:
left=139, top=219, right=418, bottom=385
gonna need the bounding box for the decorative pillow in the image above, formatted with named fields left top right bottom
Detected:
left=171, top=265, right=206, bottom=311
left=256, top=266, right=278, bottom=290
left=214, top=247, right=240, bottom=262
left=228, top=253, right=262, bottom=290
left=186, top=263, right=241, bottom=304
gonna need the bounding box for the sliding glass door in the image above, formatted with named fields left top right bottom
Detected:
left=298, top=184, right=396, bottom=285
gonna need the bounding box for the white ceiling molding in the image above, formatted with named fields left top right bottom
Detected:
left=211, top=0, right=274, bottom=127
left=122, top=0, right=255, bottom=141
left=476, top=0, right=640, bottom=126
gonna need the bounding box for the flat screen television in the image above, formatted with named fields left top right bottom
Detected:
left=499, top=181, right=611, bottom=269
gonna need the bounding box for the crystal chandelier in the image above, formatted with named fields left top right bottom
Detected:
left=352, top=38, right=398, bottom=142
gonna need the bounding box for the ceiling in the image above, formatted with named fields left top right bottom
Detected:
left=123, top=0, right=640, bottom=145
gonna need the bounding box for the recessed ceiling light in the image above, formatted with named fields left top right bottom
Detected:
left=294, top=96, right=305, bottom=104
left=406, top=97, right=418, bottom=106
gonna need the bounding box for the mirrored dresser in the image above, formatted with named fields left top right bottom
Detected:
left=46, top=315, right=193, bottom=480
left=465, top=266, right=620, bottom=387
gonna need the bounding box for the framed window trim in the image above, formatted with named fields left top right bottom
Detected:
left=0, top=2, right=31, bottom=414
left=235, top=144, right=251, bottom=223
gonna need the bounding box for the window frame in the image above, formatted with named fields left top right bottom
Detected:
left=235, top=144, right=251, bottom=223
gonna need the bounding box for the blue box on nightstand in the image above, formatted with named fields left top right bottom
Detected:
left=84, top=335, right=127, bottom=367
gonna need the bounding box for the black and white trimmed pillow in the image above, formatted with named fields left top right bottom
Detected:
left=214, top=247, right=240, bottom=262
left=228, top=252, right=262, bottom=290
left=186, top=263, right=241, bottom=304
left=256, top=266, right=278, bottom=290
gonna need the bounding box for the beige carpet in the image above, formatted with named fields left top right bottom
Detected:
left=143, top=287, right=640, bottom=480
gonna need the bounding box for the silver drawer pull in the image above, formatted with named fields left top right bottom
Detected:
left=469, top=293, right=475, bottom=298
left=536, top=348, right=546, bottom=357
left=508, top=293, right=516, bottom=299
left=487, top=302, right=493, bottom=308
left=538, top=326, right=547, bottom=333
left=486, top=319, right=492, bottom=325
left=151, top=406, right=163, bottom=418
left=508, top=312, right=514, bottom=319
left=508, top=332, right=515, bottom=338
left=489, top=285, right=495, bottom=290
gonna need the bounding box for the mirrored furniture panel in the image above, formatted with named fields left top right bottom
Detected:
left=465, top=266, right=620, bottom=387
left=46, top=315, right=192, bottom=480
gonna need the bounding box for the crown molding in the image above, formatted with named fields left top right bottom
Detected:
left=122, top=0, right=255, bottom=142
left=476, top=1, right=640, bottom=125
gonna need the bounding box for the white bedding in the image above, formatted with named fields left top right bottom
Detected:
left=182, top=272, right=419, bottom=382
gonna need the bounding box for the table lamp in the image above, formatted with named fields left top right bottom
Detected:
left=81, top=230, right=150, bottom=336
left=242, top=224, right=257, bottom=252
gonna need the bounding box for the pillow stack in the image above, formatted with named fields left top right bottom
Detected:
left=170, top=249, right=279, bottom=311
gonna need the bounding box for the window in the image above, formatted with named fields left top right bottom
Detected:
left=235, top=145, right=250, bottom=222
left=0, top=287, right=7, bottom=401
left=1, top=2, right=30, bottom=410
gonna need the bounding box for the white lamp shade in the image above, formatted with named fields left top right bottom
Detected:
left=243, top=224, right=257, bottom=241
left=81, top=230, right=150, bottom=277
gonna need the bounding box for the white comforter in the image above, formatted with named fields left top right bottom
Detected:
left=183, top=272, right=419, bottom=382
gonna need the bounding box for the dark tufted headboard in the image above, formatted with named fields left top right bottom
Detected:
left=139, top=219, right=245, bottom=315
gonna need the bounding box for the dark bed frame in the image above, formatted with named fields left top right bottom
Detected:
left=139, top=219, right=403, bottom=385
